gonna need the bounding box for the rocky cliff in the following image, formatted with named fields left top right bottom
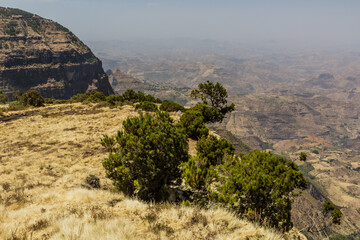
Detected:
left=0, top=7, right=114, bottom=99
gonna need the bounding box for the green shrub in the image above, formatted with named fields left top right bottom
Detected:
left=160, top=100, right=185, bottom=112
left=135, top=101, right=158, bottom=112
left=121, top=89, right=138, bottom=102
left=209, top=150, right=308, bottom=231
left=7, top=101, right=26, bottom=111
left=300, top=152, right=307, bottom=161
left=196, top=135, right=235, bottom=166
left=182, top=156, right=210, bottom=190
left=53, top=99, right=68, bottom=104
left=0, top=91, right=8, bottom=104
left=70, top=93, right=88, bottom=103
left=121, top=89, right=161, bottom=103
left=44, top=98, right=54, bottom=104
left=20, top=90, right=44, bottom=107
left=182, top=135, right=234, bottom=190
left=86, top=91, right=106, bottom=102
left=178, top=110, right=209, bottom=140
left=190, top=103, right=221, bottom=123
left=70, top=91, right=106, bottom=103
left=106, top=95, right=123, bottom=105
left=13, top=91, right=22, bottom=101
left=322, top=200, right=342, bottom=224
left=101, top=111, right=189, bottom=201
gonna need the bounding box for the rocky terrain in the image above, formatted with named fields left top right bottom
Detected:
left=0, top=7, right=114, bottom=99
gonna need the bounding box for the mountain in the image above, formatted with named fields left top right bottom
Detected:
left=0, top=7, right=114, bottom=99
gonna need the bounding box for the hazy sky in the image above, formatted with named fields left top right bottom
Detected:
left=1, top=0, right=359, bottom=48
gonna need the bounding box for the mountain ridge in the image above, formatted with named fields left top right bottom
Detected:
left=0, top=7, right=114, bottom=99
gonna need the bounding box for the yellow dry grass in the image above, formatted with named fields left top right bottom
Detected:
left=0, top=103, right=301, bottom=239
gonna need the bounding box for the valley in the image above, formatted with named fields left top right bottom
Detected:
left=90, top=40, right=360, bottom=239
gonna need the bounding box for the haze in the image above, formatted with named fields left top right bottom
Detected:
left=1, top=0, right=360, bottom=50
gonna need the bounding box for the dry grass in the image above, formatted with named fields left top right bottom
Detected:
left=0, top=103, right=303, bottom=239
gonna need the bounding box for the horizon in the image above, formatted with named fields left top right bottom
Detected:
left=0, top=1, right=359, bottom=51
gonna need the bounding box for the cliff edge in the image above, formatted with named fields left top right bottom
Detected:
left=0, top=7, right=114, bottom=99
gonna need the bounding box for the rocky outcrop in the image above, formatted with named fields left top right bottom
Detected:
left=0, top=7, right=114, bottom=99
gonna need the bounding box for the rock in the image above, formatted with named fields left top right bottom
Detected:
left=0, top=7, right=114, bottom=99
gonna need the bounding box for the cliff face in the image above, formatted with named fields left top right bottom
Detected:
left=0, top=7, right=114, bottom=99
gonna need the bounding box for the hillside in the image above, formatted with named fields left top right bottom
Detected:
left=0, top=7, right=114, bottom=99
left=88, top=40, right=360, bottom=239
left=0, top=103, right=305, bottom=240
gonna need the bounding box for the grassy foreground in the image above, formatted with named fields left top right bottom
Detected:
left=0, top=103, right=305, bottom=239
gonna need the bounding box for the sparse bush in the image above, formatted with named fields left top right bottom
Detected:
left=20, top=90, right=44, bottom=107
left=53, top=99, right=67, bottom=104
left=209, top=150, right=308, bottom=231
left=135, top=101, right=158, bottom=112
left=300, top=152, right=307, bottom=161
left=178, top=110, right=209, bottom=140
left=322, top=200, right=342, bottom=225
left=102, top=111, right=189, bottom=201
left=7, top=101, right=26, bottom=111
left=0, top=90, right=8, bottom=104
left=160, top=100, right=185, bottom=112
left=44, top=98, right=54, bottom=104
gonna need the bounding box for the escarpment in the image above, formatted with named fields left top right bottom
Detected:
left=0, top=7, right=114, bottom=99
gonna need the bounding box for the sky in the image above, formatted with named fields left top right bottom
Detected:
left=0, top=0, right=359, bottom=48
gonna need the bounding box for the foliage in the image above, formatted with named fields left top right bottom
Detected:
left=5, top=21, right=20, bottom=36
left=135, top=101, right=158, bottom=112
left=13, top=91, right=22, bottom=101
left=322, top=200, right=342, bottom=225
left=209, top=150, right=308, bottom=231
left=196, top=135, right=235, bottom=166
left=190, top=81, right=235, bottom=122
left=121, top=89, right=161, bottom=103
left=70, top=91, right=106, bottom=103
left=178, top=110, right=209, bottom=140
left=190, top=103, right=221, bottom=123
left=20, top=90, right=44, bottom=107
left=105, top=95, right=123, bottom=105
left=0, top=90, right=8, bottom=104
left=182, top=135, right=234, bottom=190
left=101, top=111, right=189, bottom=201
left=300, top=152, right=307, bottom=161
left=159, top=100, right=185, bottom=112
left=44, top=98, right=54, bottom=104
